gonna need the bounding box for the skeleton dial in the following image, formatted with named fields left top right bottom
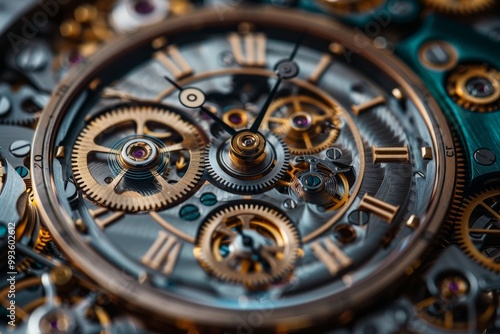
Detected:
left=32, top=8, right=456, bottom=330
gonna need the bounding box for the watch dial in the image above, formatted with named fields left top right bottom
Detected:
left=32, top=7, right=456, bottom=329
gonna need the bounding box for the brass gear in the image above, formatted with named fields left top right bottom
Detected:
left=422, top=0, right=494, bottom=14
left=316, top=0, right=385, bottom=15
left=447, top=64, right=500, bottom=112
left=264, top=95, right=342, bottom=155
left=72, top=105, right=205, bottom=212
left=455, top=188, right=500, bottom=272
left=194, top=202, right=301, bottom=288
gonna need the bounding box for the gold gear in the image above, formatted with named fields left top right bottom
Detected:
left=422, top=0, right=494, bottom=14
left=316, top=0, right=385, bottom=15
left=194, top=203, right=301, bottom=288
left=72, top=105, right=205, bottom=212
left=455, top=188, right=500, bottom=272
left=264, top=95, right=342, bottom=155
left=447, top=64, right=500, bottom=112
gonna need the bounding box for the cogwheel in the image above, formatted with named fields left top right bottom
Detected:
left=72, top=105, right=205, bottom=212
left=454, top=188, right=500, bottom=272
left=194, top=202, right=301, bottom=288
left=0, top=84, right=49, bottom=127
left=206, top=132, right=290, bottom=194
left=264, top=95, right=342, bottom=155
left=447, top=64, right=500, bottom=113
left=422, top=0, right=494, bottom=14
left=316, top=0, right=385, bottom=15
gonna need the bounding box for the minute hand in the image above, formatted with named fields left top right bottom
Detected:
left=249, top=36, right=303, bottom=133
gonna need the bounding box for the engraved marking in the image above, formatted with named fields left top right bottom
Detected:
left=351, top=95, right=386, bottom=115
left=311, top=238, right=352, bottom=275
left=372, top=146, right=410, bottom=164
left=228, top=33, right=266, bottom=67
left=141, top=230, right=182, bottom=275
left=358, top=194, right=400, bottom=223
left=154, top=45, right=193, bottom=80
left=421, top=147, right=433, bottom=160
left=89, top=207, right=125, bottom=229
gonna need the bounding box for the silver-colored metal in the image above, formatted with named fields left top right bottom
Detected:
left=0, top=94, right=11, bottom=116
left=206, top=133, right=290, bottom=193
left=16, top=44, right=50, bottom=72
left=9, top=139, right=31, bottom=158
left=0, top=156, right=27, bottom=225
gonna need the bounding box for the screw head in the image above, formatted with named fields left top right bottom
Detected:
left=474, top=148, right=496, bottom=166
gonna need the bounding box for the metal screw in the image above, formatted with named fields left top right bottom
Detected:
left=10, top=140, right=31, bottom=158
left=348, top=210, right=370, bottom=226
left=200, top=192, right=217, bottom=206
left=179, top=204, right=200, bottom=221
left=15, top=166, right=29, bottom=178
left=424, top=43, right=451, bottom=66
left=326, top=148, right=342, bottom=160
left=16, top=45, right=49, bottom=72
left=283, top=198, right=297, bottom=210
left=474, top=148, right=496, bottom=166
left=0, top=94, right=11, bottom=116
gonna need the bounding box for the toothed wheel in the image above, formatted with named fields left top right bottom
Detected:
left=264, top=95, right=342, bottom=155
left=455, top=188, right=500, bottom=272
left=422, top=0, right=494, bottom=14
left=194, top=202, right=301, bottom=288
left=447, top=64, right=500, bottom=113
left=0, top=84, right=48, bottom=127
left=72, top=105, right=205, bottom=212
left=206, top=133, right=289, bottom=194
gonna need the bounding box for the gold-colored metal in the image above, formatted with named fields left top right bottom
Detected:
left=154, top=45, right=194, bottom=80
left=49, top=266, right=74, bottom=287
left=88, top=78, right=101, bottom=90
left=141, top=230, right=182, bottom=276
left=392, top=88, right=404, bottom=101
left=455, top=188, right=500, bottom=272
left=194, top=203, right=300, bottom=288
left=422, top=0, right=494, bottom=14
left=72, top=106, right=205, bottom=212
left=228, top=32, right=267, bottom=67
left=55, top=146, right=65, bottom=159
left=317, top=0, right=385, bottom=15
left=265, top=95, right=342, bottom=154
left=311, top=237, right=352, bottom=275
left=406, top=215, right=420, bottom=229
left=358, top=193, right=400, bottom=223
left=229, top=131, right=266, bottom=167
left=418, top=41, right=458, bottom=71
left=308, top=54, right=333, bottom=84
left=372, top=146, right=410, bottom=164
left=421, top=147, right=433, bottom=160
left=351, top=95, right=386, bottom=116
left=447, top=64, right=500, bottom=112
left=222, top=108, right=249, bottom=128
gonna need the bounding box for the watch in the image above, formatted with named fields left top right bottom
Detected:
left=0, top=1, right=499, bottom=333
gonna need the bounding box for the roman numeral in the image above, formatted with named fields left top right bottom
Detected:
left=310, top=238, right=352, bottom=275
left=89, top=207, right=125, bottom=229
left=154, top=45, right=193, bottom=80
left=358, top=194, right=400, bottom=223
left=141, top=230, right=182, bottom=276
left=228, top=33, right=267, bottom=67
left=351, top=95, right=386, bottom=116
left=372, top=146, right=410, bottom=164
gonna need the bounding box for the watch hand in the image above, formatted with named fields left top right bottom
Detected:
left=249, top=33, right=304, bottom=133
left=164, top=76, right=237, bottom=136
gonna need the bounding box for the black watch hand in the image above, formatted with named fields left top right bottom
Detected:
left=249, top=33, right=305, bottom=133
left=164, top=76, right=237, bottom=136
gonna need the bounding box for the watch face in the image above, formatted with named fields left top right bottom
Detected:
left=32, top=7, right=456, bottom=330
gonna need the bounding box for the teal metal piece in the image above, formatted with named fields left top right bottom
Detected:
left=396, top=15, right=500, bottom=183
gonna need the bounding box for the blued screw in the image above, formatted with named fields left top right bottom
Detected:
left=179, top=204, right=200, bottom=221
left=200, top=192, right=217, bottom=206
left=15, top=166, right=29, bottom=178
left=10, top=140, right=31, bottom=157
left=474, top=148, right=496, bottom=166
